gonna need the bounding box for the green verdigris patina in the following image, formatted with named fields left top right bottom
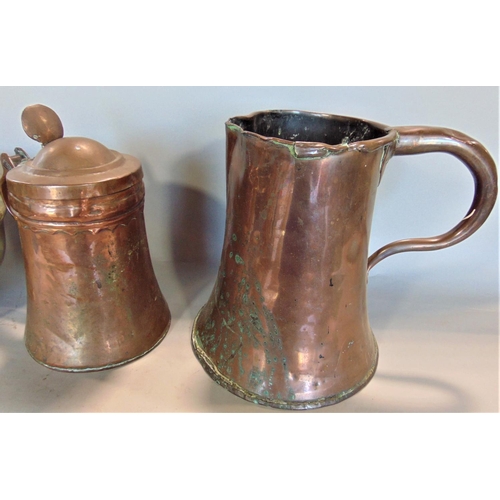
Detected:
left=192, top=227, right=302, bottom=408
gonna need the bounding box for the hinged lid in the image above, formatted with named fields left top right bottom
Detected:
left=5, top=104, right=142, bottom=200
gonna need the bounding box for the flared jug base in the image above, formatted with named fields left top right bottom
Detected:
left=24, top=318, right=171, bottom=373
left=192, top=316, right=379, bottom=411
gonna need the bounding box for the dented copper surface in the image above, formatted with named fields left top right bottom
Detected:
left=192, top=110, right=498, bottom=410
left=1, top=104, right=171, bottom=372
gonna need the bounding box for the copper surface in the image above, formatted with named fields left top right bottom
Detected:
left=192, top=110, right=498, bottom=410
left=0, top=194, right=5, bottom=265
left=1, top=105, right=171, bottom=371
left=0, top=148, right=28, bottom=265
left=22, top=104, right=64, bottom=145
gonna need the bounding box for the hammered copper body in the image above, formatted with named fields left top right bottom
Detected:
left=192, top=110, right=497, bottom=410
left=1, top=105, right=171, bottom=371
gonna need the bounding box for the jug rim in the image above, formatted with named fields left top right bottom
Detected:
left=227, top=109, right=397, bottom=156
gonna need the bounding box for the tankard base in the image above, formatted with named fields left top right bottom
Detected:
left=24, top=319, right=171, bottom=373
left=192, top=320, right=379, bottom=411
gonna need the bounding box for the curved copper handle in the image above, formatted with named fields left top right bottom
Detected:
left=368, top=126, right=498, bottom=271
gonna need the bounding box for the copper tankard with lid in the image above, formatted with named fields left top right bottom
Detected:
left=192, top=110, right=498, bottom=410
left=1, top=104, right=171, bottom=372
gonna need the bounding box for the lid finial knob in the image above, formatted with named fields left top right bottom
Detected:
left=21, top=104, right=64, bottom=146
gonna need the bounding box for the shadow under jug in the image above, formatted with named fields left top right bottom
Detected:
left=192, top=110, right=497, bottom=410
left=1, top=104, right=171, bottom=372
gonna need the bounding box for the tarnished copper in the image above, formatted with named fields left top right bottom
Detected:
left=192, top=110, right=498, bottom=410
left=1, top=104, right=171, bottom=372
left=0, top=194, right=5, bottom=264
left=0, top=147, right=28, bottom=265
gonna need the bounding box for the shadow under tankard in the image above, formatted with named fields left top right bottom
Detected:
left=164, top=147, right=226, bottom=317
left=196, top=368, right=472, bottom=413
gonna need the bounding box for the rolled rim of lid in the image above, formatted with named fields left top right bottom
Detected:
left=6, top=136, right=143, bottom=200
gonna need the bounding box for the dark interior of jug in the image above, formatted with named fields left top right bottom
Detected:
left=230, top=111, right=387, bottom=146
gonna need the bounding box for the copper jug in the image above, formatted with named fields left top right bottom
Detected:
left=192, top=110, right=497, bottom=410
left=1, top=104, right=171, bottom=372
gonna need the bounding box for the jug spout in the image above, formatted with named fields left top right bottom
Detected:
left=192, top=110, right=398, bottom=409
